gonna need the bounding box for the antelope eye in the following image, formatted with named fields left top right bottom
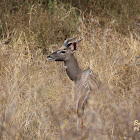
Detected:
left=61, top=50, right=66, bottom=53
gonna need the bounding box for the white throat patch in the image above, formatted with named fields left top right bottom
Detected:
left=64, top=65, right=68, bottom=69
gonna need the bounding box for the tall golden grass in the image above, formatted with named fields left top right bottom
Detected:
left=0, top=1, right=140, bottom=140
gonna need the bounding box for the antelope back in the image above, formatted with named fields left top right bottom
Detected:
left=75, top=69, right=101, bottom=117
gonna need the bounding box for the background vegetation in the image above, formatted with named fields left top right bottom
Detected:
left=0, top=0, right=140, bottom=139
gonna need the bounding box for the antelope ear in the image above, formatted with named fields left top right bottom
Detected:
left=70, top=38, right=83, bottom=51
left=70, top=42, right=78, bottom=51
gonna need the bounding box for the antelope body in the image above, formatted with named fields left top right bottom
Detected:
left=47, top=37, right=101, bottom=129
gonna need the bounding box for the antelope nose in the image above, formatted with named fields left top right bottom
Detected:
left=47, top=55, right=52, bottom=60
left=47, top=55, right=50, bottom=58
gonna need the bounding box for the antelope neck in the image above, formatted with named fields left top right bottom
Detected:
left=64, top=55, right=82, bottom=82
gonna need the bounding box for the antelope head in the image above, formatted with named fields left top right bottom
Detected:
left=47, top=37, right=83, bottom=61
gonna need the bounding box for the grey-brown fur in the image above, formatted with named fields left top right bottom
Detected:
left=47, top=37, right=101, bottom=129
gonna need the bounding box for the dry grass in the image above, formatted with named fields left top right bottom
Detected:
left=0, top=1, right=140, bottom=140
